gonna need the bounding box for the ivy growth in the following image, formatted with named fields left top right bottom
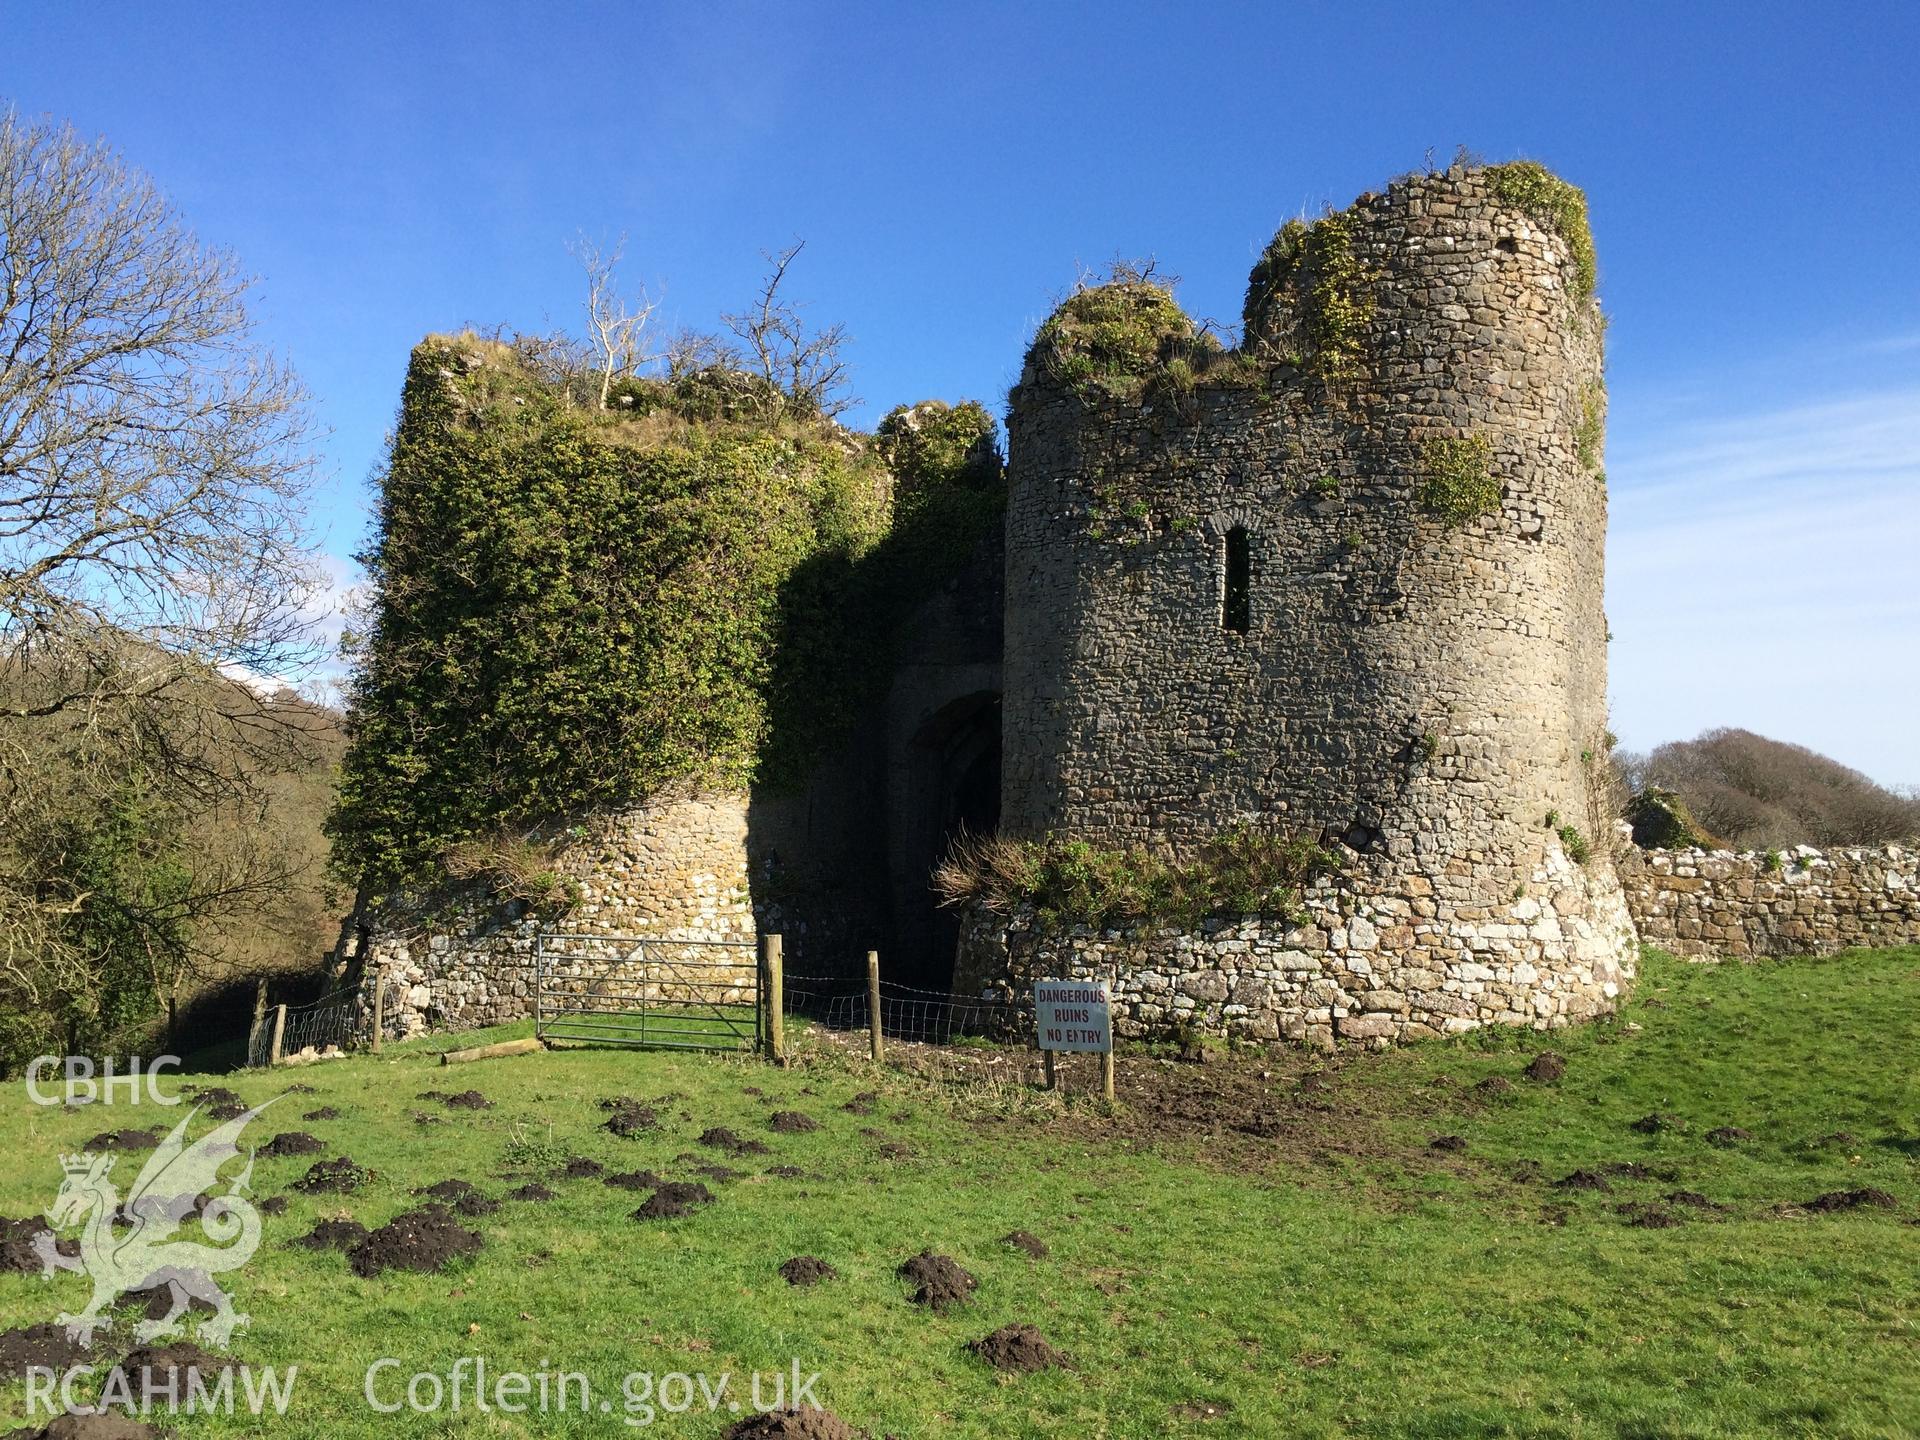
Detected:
left=1574, top=379, right=1607, bottom=477
left=1242, top=211, right=1377, bottom=385
left=1484, top=162, right=1598, bottom=302
left=1026, top=280, right=1209, bottom=399
left=328, top=338, right=1004, bottom=893
left=934, top=827, right=1339, bottom=933
left=1418, top=434, right=1501, bottom=526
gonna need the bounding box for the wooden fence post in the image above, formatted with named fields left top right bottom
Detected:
left=1101, top=1047, right=1116, bottom=1102
left=866, top=950, right=883, bottom=1063
left=371, top=980, right=385, bottom=1054
left=268, top=1004, right=287, bottom=1067
left=1043, top=1049, right=1057, bottom=1091
left=764, top=934, right=785, bottom=1064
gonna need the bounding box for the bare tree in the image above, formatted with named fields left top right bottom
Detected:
left=569, top=233, right=657, bottom=409
left=721, top=241, right=856, bottom=419
left=0, top=108, right=324, bottom=1060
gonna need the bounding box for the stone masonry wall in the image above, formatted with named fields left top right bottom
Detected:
left=992, top=163, right=1636, bottom=1028
left=355, top=790, right=756, bottom=1041
left=1618, top=844, right=1920, bottom=959
left=957, top=837, right=1634, bottom=1049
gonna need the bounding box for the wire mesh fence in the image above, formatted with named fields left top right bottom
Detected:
left=246, top=984, right=358, bottom=1068
left=782, top=972, right=1025, bottom=1047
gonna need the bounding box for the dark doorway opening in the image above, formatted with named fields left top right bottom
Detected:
left=893, top=692, right=1001, bottom=991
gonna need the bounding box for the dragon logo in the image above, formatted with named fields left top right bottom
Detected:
left=34, top=1099, right=276, bottom=1349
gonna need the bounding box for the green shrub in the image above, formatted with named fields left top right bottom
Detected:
left=1484, top=162, right=1598, bottom=301
left=1243, top=211, right=1376, bottom=385
left=1557, top=824, right=1592, bottom=865
left=935, top=828, right=1338, bottom=932
left=873, top=400, right=1002, bottom=496
left=1625, top=787, right=1723, bottom=850
left=1026, top=280, right=1206, bottom=399
left=329, top=340, right=1002, bottom=893
left=1418, top=434, right=1501, bottom=526
left=1575, top=379, right=1605, bottom=473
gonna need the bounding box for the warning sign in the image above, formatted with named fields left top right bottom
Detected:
left=1034, top=979, right=1112, bottom=1053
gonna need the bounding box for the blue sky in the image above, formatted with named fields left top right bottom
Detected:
left=5, top=0, right=1915, bottom=785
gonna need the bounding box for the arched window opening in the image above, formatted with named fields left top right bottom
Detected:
left=1222, top=525, right=1251, bottom=634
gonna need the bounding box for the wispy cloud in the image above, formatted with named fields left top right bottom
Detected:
left=1607, top=384, right=1920, bottom=789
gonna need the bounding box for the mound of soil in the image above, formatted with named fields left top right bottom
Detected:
left=0, top=1217, right=76, bottom=1274
left=1472, top=1076, right=1514, bottom=1098
left=842, top=1092, right=878, bottom=1116
left=1524, top=1052, right=1566, bottom=1083
left=191, top=1086, right=245, bottom=1106
left=1630, top=1112, right=1686, bottom=1134
left=632, top=1183, right=715, bottom=1221
left=555, top=1156, right=605, bottom=1179
left=1705, top=1125, right=1751, bottom=1147
left=604, top=1170, right=666, bottom=1192
left=84, top=1127, right=161, bottom=1150
left=295, top=1217, right=369, bottom=1251
left=281, top=1083, right=317, bottom=1094
left=440, top=1090, right=492, bottom=1110
left=1002, top=1229, right=1049, bottom=1259
left=1805, top=1187, right=1897, bottom=1212
left=205, top=1101, right=249, bottom=1121
left=347, top=1204, right=483, bottom=1277
left=601, top=1099, right=658, bottom=1138
left=1664, top=1190, right=1724, bottom=1211
left=779, top=1256, right=837, bottom=1286
left=293, top=1156, right=368, bottom=1193
left=5, top=1413, right=168, bottom=1439
left=1553, top=1170, right=1612, bottom=1193
left=899, top=1250, right=976, bottom=1312
left=967, top=1322, right=1071, bottom=1372
left=699, top=1127, right=769, bottom=1157
left=876, top=1141, right=914, bottom=1160
left=302, top=1106, right=342, bottom=1121
left=0, top=1322, right=91, bottom=1382
left=258, top=1196, right=290, bottom=1216
left=106, top=1340, right=224, bottom=1388
left=508, top=1182, right=556, bottom=1203
left=117, top=1284, right=212, bottom=1321
left=259, top=1131, right=324, bottom=1157
left=692, top=1164, right=744, bottom=1184
left=767, top=1165, right=804, bottom=1179
left=1618, top=1203, right=1682, bottom=1229
left=1429, top=1135, right=1468, bottom=1153
left=769, top=1111, right=819, bottom=1134
left=722, top=1407, right=860, bottom=1440
left=418, top=1179, right=481, bottom=1202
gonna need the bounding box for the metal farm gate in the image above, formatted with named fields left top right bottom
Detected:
left=533, top=932, right=761, bottom=1052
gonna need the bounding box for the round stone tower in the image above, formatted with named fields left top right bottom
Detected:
left=990, top=163, right=1636, bottom=1040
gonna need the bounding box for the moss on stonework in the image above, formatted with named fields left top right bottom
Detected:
left=1575, top=378, right=1606, bottom=474
left=1242, top=210, right=1376, bottom=386
left=1484, top=162, right=1598, bottom=302
left=935, top=828, right=1340, bottom=934
left=1026, top=282, right=1207, bottom=399
left=1626, top=788, right=1722, bottom=850
left=1418, top=434, right=1501, bottom=526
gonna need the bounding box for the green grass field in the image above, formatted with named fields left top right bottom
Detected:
left=2, top=946, right=1916, bottom=1438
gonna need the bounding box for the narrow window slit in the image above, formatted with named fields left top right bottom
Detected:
left=1222, top=525, right=1251, bottom=634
